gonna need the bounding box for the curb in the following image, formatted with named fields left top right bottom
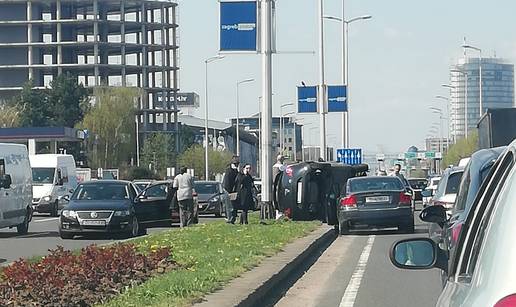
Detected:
left=195, top=224, right=337, bottom=307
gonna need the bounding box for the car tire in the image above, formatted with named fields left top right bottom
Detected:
left=16, top=211, right=30, bottom=235
left=130, top=216, right=140, bottom=237
left=50, top=200, right=59, bottom=217
left=339, top=221, right=349, bottom=235
left=59, top=231, right=74, bottom=240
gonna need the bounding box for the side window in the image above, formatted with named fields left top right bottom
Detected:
left=128, top=184, right=137, bottom=200
left=457, top=151, right=514, bottom=278
left=61, top=168, right=69, bottom=183
left=146, top=184, right=168, bottom=198
left=0, top=159, right=5, bottom=176
left=454, top=168, right=471, bottom=212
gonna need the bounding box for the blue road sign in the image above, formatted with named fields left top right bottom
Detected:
left=328, top=85, right=347, bottom=112
left=220, top=1, right=258, bottom=52
left=298, top=86, right=318, bottom=113
left=337, top=148, right=363, bottom=165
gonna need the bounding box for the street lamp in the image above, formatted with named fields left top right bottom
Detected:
left=462, top=44, right=483, bottom=117
left=450, top=69, right=469, bottom=138
left=430, top=107, right=444, bottom=154
left=236, top=78, right=255, bottom=156
left=204, top=55, right=225, bottom=180
left=435, top=94, right=451, bottom=146
left=324, top=13, right=372, bottom=148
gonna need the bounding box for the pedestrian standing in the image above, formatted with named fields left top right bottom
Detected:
left=173, top=166, right=195, bottom=227
left=271, top=154, right=286, bottom=220
left=235, top=164, right=256, bottom=225
left=222, top=156, right=240, bottom=224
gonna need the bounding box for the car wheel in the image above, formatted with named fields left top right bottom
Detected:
left=16, top=211, right=30, bottom=235
left=59, top=231, right=74, bottom=240
left=130, top=216, right=140, bottom=237
left=50, top=200, right=59, bottom=217
left=339, top=221, right=349, bottom=235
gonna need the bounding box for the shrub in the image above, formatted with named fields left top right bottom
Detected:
left=0, top=244, right=176, bottom=307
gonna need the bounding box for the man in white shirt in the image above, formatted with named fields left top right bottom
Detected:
left=173, top=166, right=195, bottom=227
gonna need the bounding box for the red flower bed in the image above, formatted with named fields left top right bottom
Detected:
left=0, top=244, right=177, bottom=307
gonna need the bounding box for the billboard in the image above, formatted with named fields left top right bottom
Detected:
left=220, top=1, right=258, bottom=52
left=155, top=92, right=200, bottom=109
left=297, top=86, right=318, bottom=113
left=327, top=85, right=347, bottom=112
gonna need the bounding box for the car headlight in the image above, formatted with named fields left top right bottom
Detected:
left=114, top=210, right=131, bottom=217
left=43, top=196, right=52, bottom=202
left=62, top=210, right=78, bottom=218
left=210, top=196, right=220, bottom=202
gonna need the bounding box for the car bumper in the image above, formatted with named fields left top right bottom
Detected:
left=338, top=207, right=413, bottom=227
left=59, top=216, right=133, bottom=234
left=32, top=202, right=53, bottom=213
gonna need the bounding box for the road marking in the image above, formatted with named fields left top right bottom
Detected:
left=339, top=235, right=376, bottom=307
left=33, top=217, right=59, bottom=223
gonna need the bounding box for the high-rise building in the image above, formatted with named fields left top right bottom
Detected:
left=449, top=57, right=514, bottom=140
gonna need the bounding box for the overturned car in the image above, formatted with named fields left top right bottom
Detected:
left=276, top=162, right=368, bottom=226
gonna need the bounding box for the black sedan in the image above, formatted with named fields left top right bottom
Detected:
left=59, top=180, right=185, bottom=239
left=337, top=176, right=414, bottom=235
left=194, top=181, right=229, bottom=217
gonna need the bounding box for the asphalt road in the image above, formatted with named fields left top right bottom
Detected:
left=0, top=213, right=220, bottom=265
left=275, top=206, right=443, bottom=307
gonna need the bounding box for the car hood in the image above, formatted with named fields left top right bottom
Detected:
left=65, top=200, right=132, bottom=211
left=33, top=184, right=53, bottom=199
left=197, top=193, right=217, bottom=202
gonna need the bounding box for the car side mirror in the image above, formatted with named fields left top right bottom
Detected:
left=0, top=174, right=12, bottom=189
left=62, top=195, right=70, bottom=202
left=419, top=205, right=447, bottom=227
left=390, top=238, right=447, bottom=272
left=421, top=190, right=432, bottom=197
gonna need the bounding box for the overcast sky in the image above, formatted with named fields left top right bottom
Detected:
left=177, top=0, right=516, bottom=154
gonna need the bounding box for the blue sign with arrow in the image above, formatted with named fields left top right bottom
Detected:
left=298, top=86, right=318, bottom=113
left=337, top=148, right=363, bottom=165
left=220, top=1, right=258, bottom=52
left=328, top=85, right=347, bottom=112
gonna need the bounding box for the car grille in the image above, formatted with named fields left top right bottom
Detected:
left=77, top=211, right=113, bottom=219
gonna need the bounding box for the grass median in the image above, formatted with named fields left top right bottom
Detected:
left=101, top=215, right=320, bottom=307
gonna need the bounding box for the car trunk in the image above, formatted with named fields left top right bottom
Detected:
left=353, top=190, right=403, bottom=209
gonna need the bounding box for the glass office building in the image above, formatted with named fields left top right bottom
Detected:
left=449, top=58, right=514, bottom=140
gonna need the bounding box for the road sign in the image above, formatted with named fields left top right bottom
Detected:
left=220, top=1, right=258, bottom=52
left=328, top=85, right=347, bottom=112
left=417, top=152, right=426, bottom=160
left=337, top=148, right=363, bottom=165
left=435, top=152, right=443, bottom=159
left=404, top=152, right=417, bottom=159
left=376, top=154, right=385, bottom=161
left=425, top=151, right=435, bottom=159
left=297, top=86, right=318, bottom=113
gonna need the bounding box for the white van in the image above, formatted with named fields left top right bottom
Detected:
left=0, top=143, right=33, bottom=234
left=30, top=154, right=77, bottom=217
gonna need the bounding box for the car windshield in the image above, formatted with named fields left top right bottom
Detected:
left=72, top=183, right=129, bottom=200
left=194, top=183, right=219, bottom=194
left=32, top=168, right=55, bottom=184
left=349, top=177, right=404, bottom=193
left=445, top=172, right=464, bottom=194
left=408, top=179, right=427, bottom=189
left=134, top=183, right=149, bottom=191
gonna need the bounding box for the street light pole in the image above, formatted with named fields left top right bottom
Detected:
left=318, top=0, right=327, bottom=161
left=463, top=44, right=482, bottom=117
left=436, top=94, right=451, bottom=147
left=236, top=78, right=254, bottom=156
left=204, top=55, right=225, bottom=180
left=431, top=107, right=444, bottom=154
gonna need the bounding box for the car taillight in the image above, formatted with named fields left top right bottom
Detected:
left=399, top=193, right=412, bottom=205
left=494, top=294, right=516, bottom=307
left=451, top=222, right=463, bottom=244
left=340, top=195, right=357, bottom=208
left=285, top=166, right=293, bottom=177
left=284, top=207, right=292, bottom=218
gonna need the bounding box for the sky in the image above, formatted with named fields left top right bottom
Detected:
left=177, top=0, right=516, bottom=155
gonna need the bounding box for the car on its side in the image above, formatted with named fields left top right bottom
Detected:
left=407, top=178, right=428, bottom=202
left=423, top=176, right=441, bottom=207
left=338, top=176, right=414, bottom=234
left=390, top=140, right=516, bottom=307
left=194, top=181, right=229, bottom=217
left=59, top=180, right=198, bottom=239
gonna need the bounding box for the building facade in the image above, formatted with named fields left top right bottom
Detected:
left=0, top=0, right=179, bottom=138
left=425, top=137, right=450, bottom=154
left=449, top=57, right=514, bottom=140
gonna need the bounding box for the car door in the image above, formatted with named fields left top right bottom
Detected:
left=138, top=183, right=172, bottom=226
left=438, top=149, right=515, bottom=306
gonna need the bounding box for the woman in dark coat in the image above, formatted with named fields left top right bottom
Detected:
left=235, top=164, right=256, bottom=224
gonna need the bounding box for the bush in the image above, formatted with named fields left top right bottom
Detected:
left=0, top=244, right=177, bottom=307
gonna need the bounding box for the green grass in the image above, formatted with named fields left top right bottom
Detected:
left=100, top=214, right=320, bottom=307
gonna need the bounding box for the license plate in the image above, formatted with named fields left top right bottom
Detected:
left=81, top=220, right=106, bottom=226
left=366, top=196, right=390, bottom=203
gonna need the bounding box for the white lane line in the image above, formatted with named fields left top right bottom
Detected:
left=33, top=217, right=59, bottom=223
left=339, top=235, right=376, bottom=307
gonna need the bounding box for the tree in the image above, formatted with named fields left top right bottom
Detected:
left=17, top=81, right=51, bottom=127
left=78, top=87, right=139, bottom=169
left=443, top=130, right=479, bottom=168
left=178, top=145, right=233, bottom=180
left=0, top=103, right=20, bottom=128
left=140, top=132, right=175, bottom=177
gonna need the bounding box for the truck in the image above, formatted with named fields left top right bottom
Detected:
left=478, top=108, right=516, bottom=149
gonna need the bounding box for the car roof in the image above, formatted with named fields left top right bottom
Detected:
left=195, top=181, right=220, bottom=184
left=350, top=176, right=400, bottom=181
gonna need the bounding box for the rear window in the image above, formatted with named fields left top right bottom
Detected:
left=349, top=177, right=404, bottom=193
left=445, top=172, right=463, bottom=194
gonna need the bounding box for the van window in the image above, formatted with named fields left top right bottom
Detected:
left=32, top=168, right=55, bottom=184
left=0, top=159, right=5, bottom=176
left=61, top=168, right=69, bottom=183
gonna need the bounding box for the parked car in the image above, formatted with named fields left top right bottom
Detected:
left=423, top=176, right=441, bottom=207
left=30, top=154, right=77, bottom=217
left=194, top=181, right=228, bottom=217
left=338, top=176, right=414, bottom=234
left=407, top=178, right=428, bottom=202
left=59, top=180, right=198, bottom=239
left=0, top=143, right=33, bottom=235
left=390, top=140, right=516, bottom=307
left=423, top=167, right=464, bottom=211
left=419, top=147, right=505, bottom=284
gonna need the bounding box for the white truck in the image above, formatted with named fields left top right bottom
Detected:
left=30, top=154, right=77, bottom=217
left=0, top=143, right=33, bottom=234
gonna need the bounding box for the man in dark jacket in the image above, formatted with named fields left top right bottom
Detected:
left=222, top=156, right=240, bottom=223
